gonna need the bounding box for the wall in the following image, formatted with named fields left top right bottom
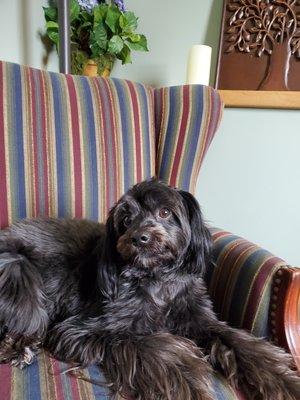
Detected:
left=1, top=0, right=300, bottom=264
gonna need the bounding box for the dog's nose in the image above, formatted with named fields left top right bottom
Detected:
left=131, top=233, right=150, bottom=246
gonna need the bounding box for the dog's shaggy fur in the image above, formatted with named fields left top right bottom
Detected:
left=0, top=180, right=299, bottom=399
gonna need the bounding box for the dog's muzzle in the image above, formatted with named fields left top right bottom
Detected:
left=116, top=225, right=175, bottom=268
left=131, top=230, right=151, bottom=247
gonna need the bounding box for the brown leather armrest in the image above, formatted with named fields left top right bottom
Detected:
left=270, top=267, right=300, bottom=370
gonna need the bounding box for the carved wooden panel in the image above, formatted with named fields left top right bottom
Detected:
left=216, top=0, right=300, bottom=90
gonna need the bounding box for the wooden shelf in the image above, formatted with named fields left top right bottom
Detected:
left=218, top=90, right=300, bottom=110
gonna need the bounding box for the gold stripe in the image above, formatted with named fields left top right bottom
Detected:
left=62, top=76, right=74, bottom=217
left=89, top=80, right=103, bottom=222
left=12, top=367, right=25, bottom=400
left=94, top=78, right=107, bottom=221
left=44, top=72, right=58, bottom=218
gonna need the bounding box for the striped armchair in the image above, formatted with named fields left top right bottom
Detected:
left=0, top=60, right=298, bottom=400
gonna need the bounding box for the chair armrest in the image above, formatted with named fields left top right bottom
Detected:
left=206, top=227, right=299, bottom=370
left=271, top=267, right=300, bottom=370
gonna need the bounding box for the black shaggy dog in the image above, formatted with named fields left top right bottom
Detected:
left=0, top=179, right=299, bottom=400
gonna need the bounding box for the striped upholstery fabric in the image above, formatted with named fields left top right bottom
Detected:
left=0, top=357, right=110, bottom=400
left=0, top=61, right=155, bottom=228
left=207, top=227, right=288, bottom=338
left=154, top=85, right=223, bottom=193
left=0, top=60, right=251, bottom=400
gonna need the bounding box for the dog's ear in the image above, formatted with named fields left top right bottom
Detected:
left=98, top=207, right=120, bottom=301
left=178, top=190, right=212, bottom=276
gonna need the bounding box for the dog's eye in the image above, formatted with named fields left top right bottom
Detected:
left=123, top=216, right=132, bottom=228
left=159, top=208, right=171, bottom=219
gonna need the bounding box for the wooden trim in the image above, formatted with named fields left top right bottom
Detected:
left=270, top=267, right=300, bottom=371
left=284, top=268, right=300, bottom=371
left=218, top=90, right=300, bottom=109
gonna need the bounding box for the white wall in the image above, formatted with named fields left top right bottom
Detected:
left=1, top=0, right=300, bottom=265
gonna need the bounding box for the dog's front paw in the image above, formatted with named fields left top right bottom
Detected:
left=10, top=346, right=37, bottom=369
left=0, top=334, right=40, bottom=369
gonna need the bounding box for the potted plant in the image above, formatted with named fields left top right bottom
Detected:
left=43, top=0, right=148, bottom=76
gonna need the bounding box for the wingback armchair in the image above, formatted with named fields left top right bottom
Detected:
left=0, top=60, right=299, bottom=400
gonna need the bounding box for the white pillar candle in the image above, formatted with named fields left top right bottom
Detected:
left=186, top=45, right=212, bottom=86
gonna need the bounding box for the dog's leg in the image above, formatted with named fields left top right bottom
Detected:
left=169, top=279, right=300, bottom=400
left=206, top=321, right=300, bottom=400
left=48, top=317, right=214, bottom=400
left=102, top=333, right=214, bottom=400
left=0, top=238, right=48, bottom=368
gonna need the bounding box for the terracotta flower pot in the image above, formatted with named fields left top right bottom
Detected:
left=71, top=51, right=115, bottom=77
left=83, top=59, right=112, bottom=77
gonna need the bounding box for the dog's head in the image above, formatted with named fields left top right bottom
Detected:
left=99, top=180, right=212, bottom=298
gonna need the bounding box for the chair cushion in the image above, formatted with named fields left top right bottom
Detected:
left=0, top=61, right=156, bottom=228
left=0, top=350, right=241, bottom=400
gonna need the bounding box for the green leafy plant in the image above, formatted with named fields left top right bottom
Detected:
left=43, top=0, right=148, bottom=75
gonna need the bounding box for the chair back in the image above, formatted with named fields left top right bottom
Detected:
left=0, top=61, right=223, bottom=228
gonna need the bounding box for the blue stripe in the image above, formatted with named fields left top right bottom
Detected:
left=137, top=83, right=152, bottom=180
left=27, top=359, right=42, bottom=399
left=50, top=73, right=67, bottom=217
left=111, top=79, right=132, bottom=191
left=88, top=365, right=111, bottom=399
left=157, top=87, right=179, bottom=182
left=210, top=372, right=238, bottom=399
left=82, top=78, right=99, bottom=221
left=181, top=86, right=204, bottom=190
left=11, top=64, right=26, bottom=219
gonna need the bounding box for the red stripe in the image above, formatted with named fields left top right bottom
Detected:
left=69, top=376, right=81, bottom=400
left=29, top=69, right=40, bottom=216
left=242, top=257, right=284, bottom=330
left=127, top=81, right=142, bottom=182
left=0, top=365, right=12, bottom=399
left=39, top=71, right=50, bottom=216
left=170, top=86, right=190, bottom=186
left=66, top=76, right=83, bottom=218
left=52, top=360, right=66, bottom=400
left=0, top=62, right=9, bottom=229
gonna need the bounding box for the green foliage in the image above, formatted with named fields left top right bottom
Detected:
left=43, top=0, right=148, bottom=70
